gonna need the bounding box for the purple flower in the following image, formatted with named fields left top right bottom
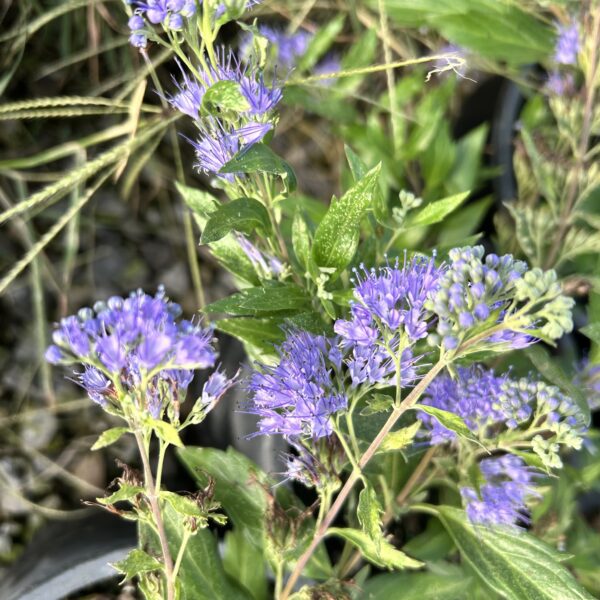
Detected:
left=461, top=455, right=539, bottom=528
left=78, top=366, right=112, bottom=407
left=189, top=128, right=240, bottom=179
left=248, top=330, right=347, bottom=439
left=46, top=287, right=218, bottom=415
left=420, top=366, right=510, bottom=443
left=201, top=367, right=236, bottom=408
left=554, top=22, right=579, bottom=65
left=336, top=254, right=442, bottom=346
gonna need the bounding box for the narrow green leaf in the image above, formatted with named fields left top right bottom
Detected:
left=436, top=505, right=594, bottom=600
left=327, top=527, right=423, bottom=570
left=91, top=426, right=128, bottom=450
left=297, top=15, right=345, bottom=71
left=357, top=483, right=384, bottom=548
left=201, top=198, right=271, bottom=244
left=416, top=405, right=473, bottom=440
left=161, top=491, right=210, bottom=519
left=410, top=191, right=470, bottom=227
left=220, top=144, right=297, bottom=193
left=202, top=80, right=250, bottom=113
left=312, top=163, right=381, bottom=273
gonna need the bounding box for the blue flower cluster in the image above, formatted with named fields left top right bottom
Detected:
left=248, top=331, right=346, bottom=439
left=427, top=246, right=531, bottom=350
left=461, top=454, right=539, bottom=528
left=46, top=288, right=230, bottom=418
left=420, top=365, right=586, bottom=470
left=170, top=50, right=282, bottom=179
left=334, top=256, right=441, bottom=386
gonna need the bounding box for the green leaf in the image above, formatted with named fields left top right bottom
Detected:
left=201, top=198, right=272, bottom=244
left=436, top=505, right=594, bottom=600
left=312, top=163, right=381, bottom=273
left=91, top=426, right=128, bottom=450
left=113, top=549, right=162, bottom=580
left=357, top=483, right=384, bottom=548
left=379, top=421, right=421, bottom=453
left=98, top=482, right=144, bottom=505
left=220, top=144, right=297, bottom=193
left=160, top=491, right=211, bottom=519
left=177, top=446, right=269, bottom=548
left=223, top=529, right=268, bottom=600
left=150, top=420, right=183, bottom=448
left=162, top=503, right=251, bottom=600
left=416, top=405, right=473, bottom=440
left=358, top=565, right=470, bottom=600
left=204, top=283, right=310, bottom=315
left=202, top=80, right=250, bottom=113
left=214, top=317, right=283, bottom=356
left=360, top=393, right=395, bottom=416
left=525, top=345, right=591, bottom=426
left=327, top=527, right=423, bottom=570
left=345, top=145, right=387, bottom=224
left=580, top=323, right=600, bottom=347
left=176, top=183, right=259, bottom=286
left=410, top=191, right=470, bottom=227
left=297, top=15, right=345, bottom=71
left=292, top=210, right=311, bottom=271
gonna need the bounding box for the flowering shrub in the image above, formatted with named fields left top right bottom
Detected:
left=2, top=1, right=600, bottom=599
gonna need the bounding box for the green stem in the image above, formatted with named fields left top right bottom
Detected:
left=155, top=439, right=169, bottom=495
left=172, top=528, right=191, bottom=581
left=133, top=430, right=175, bottom=600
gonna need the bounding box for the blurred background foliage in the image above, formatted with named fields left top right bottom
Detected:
left=1, top=0, right=599, bottom=597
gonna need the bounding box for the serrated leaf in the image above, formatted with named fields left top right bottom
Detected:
left=327, top=527, right=423, bottom=570
left=357, top=483, right=383, bottom=549
left=345, top=145, right=387, bottom=225
left=204, top=283, right=310, bottom=315
left=160, top=491, right=210, bottom=519
left=113, top=549, right=162, bottom=580
left=436, top=505, right=594, bottom=600
left=379, top=421, right=421, bottom=453
left=410, top=191, right=470, bottom=227
left=416, top=405, right=473, bottom=440
left=525, top=345, right=591, bottom=426
left=220, top=144, right=297, bottom=193
left=98, top=482, right=144, bottom=505
left=360, top=393, right=394, bottom=416
left=312, top=163, right=381, bottom=273
left=202, top=80, right=250, bottom=113
left=91, top=426, right=128, bottom=450
left=151, top=420, right=183, bottom=448
left=201, top=198, right=271, bottom=244
left=215, top=317, right=283, bottom=356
